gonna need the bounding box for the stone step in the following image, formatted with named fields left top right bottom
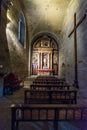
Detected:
left=24, top=76, right=37, bottom=88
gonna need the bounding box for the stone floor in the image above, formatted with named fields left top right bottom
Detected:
left=0, top=87, right=87, bottom=130
left=0, top=88, right=23, bottom=130
left=0, top=88, right=54, bottom=130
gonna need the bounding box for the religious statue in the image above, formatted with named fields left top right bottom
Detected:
left=43, top=53, right=48, bottom=69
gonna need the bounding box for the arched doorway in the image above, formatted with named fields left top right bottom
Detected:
left=31, top=33, right=59, bottom=76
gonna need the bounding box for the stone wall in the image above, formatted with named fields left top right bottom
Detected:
left=0, top=1, right=28, bottom=79
left=60, top=0, right=87, bottom=102
left=0, top=3, right=11, bottom=73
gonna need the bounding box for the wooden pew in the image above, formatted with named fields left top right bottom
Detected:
left=35, top=76, right=65, bottom=82
left=33, top=80, right=65, bottom=85
left=24, top=89, right=77, bottom=104
left=11, top=103, right=87, bottom=130
left=30, top=83, right=70, bottom=90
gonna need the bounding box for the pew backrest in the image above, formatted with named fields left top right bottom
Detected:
left=24, top=89, right=77, bottom=104
left=11, top=103, right=87, bottom=130
left=30, top=83, right=70, bottom=90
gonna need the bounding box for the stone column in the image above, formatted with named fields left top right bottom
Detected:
left=38, top=53, right=39, bottom=69
left=41, top=53, right=42, bottom=69
left=50, top=52, right=52, bottom=69
left=48, top=53, right=50, bottom=69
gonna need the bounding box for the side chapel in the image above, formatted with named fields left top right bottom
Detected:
left=31, top=35, right=58, bottom=75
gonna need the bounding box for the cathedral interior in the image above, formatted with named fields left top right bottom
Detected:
left=0, top=0, right=87, bottom=130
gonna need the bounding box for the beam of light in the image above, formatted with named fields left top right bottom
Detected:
left=7, top=10, right=13, bottom=22
left=6, top=22, right=23, bottom=53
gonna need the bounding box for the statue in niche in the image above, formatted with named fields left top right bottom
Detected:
left=42, top=53, right=48, bottom=69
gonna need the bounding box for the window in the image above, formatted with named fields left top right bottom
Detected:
left=18, top=12, right=26, bottom=47
left=0, top=0, right=2, bottom=22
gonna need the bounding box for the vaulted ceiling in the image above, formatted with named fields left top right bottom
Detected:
left=22, top=0, right=71, bottom=33
left=7, top=0, right=71, bottom=36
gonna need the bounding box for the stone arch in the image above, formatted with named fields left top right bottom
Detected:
left=30, top=32, right=60, bottom=76
left=31, top=31, right=60, bottom=47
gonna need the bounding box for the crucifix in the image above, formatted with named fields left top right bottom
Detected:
left=68, top=12, right=86, bottom=88
left=0, top=0, right=2, bottom=23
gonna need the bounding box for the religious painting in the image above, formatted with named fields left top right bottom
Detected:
left=41, top=40, right=50, bottom=47
left=32, top=52, right=38, bottom=64
left=53, top=52, right=58, bottom=75
left=53, top=55, right=58, bottom=64
left=32, top=52, right=38, bottom=75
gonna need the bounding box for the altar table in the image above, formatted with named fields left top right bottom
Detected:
left=38, top=69, right=53, bottom=75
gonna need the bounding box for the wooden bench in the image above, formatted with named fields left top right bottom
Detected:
left=24, top=89, right=77, bottom=104
left=30, top=83, right=70, bottom=90
left=35, top=76, right=65, bottom=82
left=33, top=80, right=66, bottom=85
left=11, top=103, right=87, bottom=130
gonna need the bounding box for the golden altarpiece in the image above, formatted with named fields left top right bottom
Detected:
left=31, top=36, right=58, bottom=75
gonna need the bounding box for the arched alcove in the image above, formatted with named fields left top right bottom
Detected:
left=30, top=32, right=59, bottom=76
